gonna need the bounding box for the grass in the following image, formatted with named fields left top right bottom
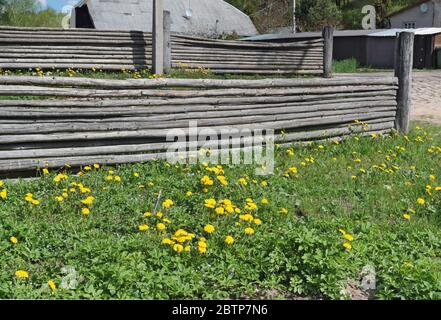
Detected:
left=333, top=58, right=391, bottom=74
left=0, top=123, right=440, bottom=300
left=0, top=66, right=312, bottom=81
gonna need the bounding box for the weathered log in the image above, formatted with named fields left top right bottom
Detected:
left=0, top=111, right=397, bottom=144
left=0, top=75, right=398, bottom=89
left=0, top=121, right=393, bottom=160
left=0, top=127, right=394, bottom=172
left=0, top=100, right=396, bottom=127
left=0, top=98, right=396, bottom=119
left=0, top=84, right=398, bottom=99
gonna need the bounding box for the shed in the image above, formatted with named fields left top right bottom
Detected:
left=70, top=0, right=258, bottom=37
left=243, top=28, right=441, bottom=69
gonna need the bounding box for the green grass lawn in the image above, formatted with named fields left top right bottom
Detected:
left=0, top=123, right=440, bottom=300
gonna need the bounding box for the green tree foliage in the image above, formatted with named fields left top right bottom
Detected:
left=0, top=0, right=64, bottom=27
left=227, top=0, right=418, bottom=32
left=296, top=0, right=342, bottom=31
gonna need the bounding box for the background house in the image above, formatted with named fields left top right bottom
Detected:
left=70, top=0, right=258, bottom=37
left=389, top=0, right=441, bottom=28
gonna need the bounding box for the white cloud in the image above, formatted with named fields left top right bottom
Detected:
left=35, top=0, right=48, bottom=10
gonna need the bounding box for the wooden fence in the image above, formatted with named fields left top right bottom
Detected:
left=0, top=76, right=398, bottom=175
left=0, top=26, right=324, bottom=75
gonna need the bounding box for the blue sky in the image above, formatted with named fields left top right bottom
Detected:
left=46, top=0, right=79, bottom=12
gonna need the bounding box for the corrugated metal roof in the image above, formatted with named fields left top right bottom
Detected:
left=72, top=0, right=258, bottom=37
left=367, top=28, right=441, bottom=37
left=242, top=29, right=380, bottom=41
left=242, top=28, right=441, bottom=41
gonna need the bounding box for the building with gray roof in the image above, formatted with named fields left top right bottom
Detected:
left=70, top=0, right=258, bottom=37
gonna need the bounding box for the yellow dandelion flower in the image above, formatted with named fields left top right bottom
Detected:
left=429, top=175, right=436, bottom=181
left=403, top=214, right=411, bottom=221
left=10, top=236, right=18, bottom=244
left=344, top=234, right=354, bottom=241
left=288, top=167, right=298, bottom=174
left=42, top=168, right=49, bottom=175
left=261, top=198, right=269, bottom=205
left=217, top=176, right=228, bottom=186
left=204, top=224, right=215, bottom=234
left=114, top=176, right=121, bottom=182
left=81, top=208, right=90, bottom=215
left=238, top=178, right=248, bottom=185
left=133, top=172, right=140, bottom=177
left=1, top=189, right=7, bottom=200
left=138, top=224, right=149, bottom=231
left=279, top=208, right=288, bottom=214
left=162, top=199, right=174, bottom=209
left=173, top=244, right=184, bottom=252
left=55, top=196, right=64, bottom=202
left=215, top=207, right=225, bottom=215
left=156, top=211, right=163, bottom=218
left=417, top=198, right=425, bottom=205
left=201, top=175, right=214, bottom=186
left=343, top=242, right=352, bottom=250
left=81, top=196, right=95, bottom=206
left=225, top=235, right=234, bottom=245
left=186, top=191, right=193, bottom=197
left=156, top=223, right=166, bottom=231
left=144, top=211, right=152, bottom=217
left=239, top=214, right=254, bottom=222
left=244, top=227, right=255, bottom=235
left=204, top=198, right=217, bottom=209
left=48, top=280, right=56, bottom=290
left=162, top=238, right=173, bottom=245
left=15, top=270, right=29, bottom=279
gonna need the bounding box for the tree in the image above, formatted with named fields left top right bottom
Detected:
left=297, top=0, right=342, bottom=31
left=0, top=0, right=63, bottom=27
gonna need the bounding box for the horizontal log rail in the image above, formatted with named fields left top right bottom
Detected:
left=0, top=75, right=399, bottom=175
left=0, top=27, right=324, bottom=74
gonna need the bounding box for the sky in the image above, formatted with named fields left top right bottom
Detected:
left=44, top=0, right=79, bottom=12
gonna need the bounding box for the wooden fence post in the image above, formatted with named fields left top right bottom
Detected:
left=323, top=26, right=334, bottom=78
left=393, top=32, right=400, bottom=77
left=395, top=31, right=414, bottom=134
left=163, top=10, right=172, bottom=74
left=152, top=0, right=164, bottom=74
